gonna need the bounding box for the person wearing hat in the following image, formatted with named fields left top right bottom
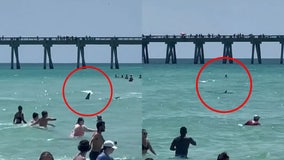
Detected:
left=244, top=115, right=261, bottom=126
left=96, top=140, right=117, bottom=160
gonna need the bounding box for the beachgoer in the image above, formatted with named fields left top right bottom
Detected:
left=31, top=111, right=56, bottom=128
left=70, top=117, right=96, bottom=137
left=13, top=105, right=27, bottom=124
left=39, top=151, right=54, bottom=160
left=89, top=121, right=105, bottom=160
left=244, top=115, right=261, bottom=126
left=97, top=115, right=103, bottom=122
left=73, top=139, right=91, bottom=160
left=31, top=112, right=55, bottom=127
left=170, top=126, right=196, bottom=158
left=142, top=129, right=156, bottom=156
left=217, top=152, right=229, bottom=160
left=139, top=75, right=142, bottom=79
left=31, top=112, right=39, bottom=124
left=129, top=75, right=133, bottom=82
left=96, top=140, right=117, bottom=160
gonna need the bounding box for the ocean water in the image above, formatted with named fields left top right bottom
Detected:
left=0, top=62, right=283, bottom=160
left=0, top=64, right=142, bottom=160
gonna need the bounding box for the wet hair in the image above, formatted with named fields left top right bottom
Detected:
left=39, top=151, right=54, bottom=160
left=97, top=115, right=102, bottom=122
left=96, top=121, right=105, bottom=130
left=217, top=152, right=229, bottom=160
left=32, top=112, right=39, bottom=119
left=77, top=117, right=84, bottom=124
left=142, top=129, right=147, bottom=135
left=41, top=111, right=48, bottom=117
left=253, top=115, right=260, bottom=121
left=18, top=105, right=23, bottom=110
left=180, top=126, right=187, bottom=137
left=78, top=139, right=91, bottom=152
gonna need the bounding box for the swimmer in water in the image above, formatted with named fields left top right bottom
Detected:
left=244, top=115, right=261, bottom=126
left=217, top=152, right=229, bottom=160
left=142, top=129, right=156, bottom=156
left=70, top=117, right=96, bottom=137
left=13, top=105, right=27, bottom=124
left=31, top=111, right=56, bottom=128
left=31, top=112, right=55, bottom=127
left=170, top=126, right=196, bottom=158
left=129, top=75, right=134, bottom=82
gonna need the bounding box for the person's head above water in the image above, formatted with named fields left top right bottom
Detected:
left=39, top=151, right=54, bottom=160
left=96, top=120, right=105, bottom=131
left=33, top=112, right=39, bottom=119
left=217, top=152, right=229, bottom=160
left=253, top=115, right=260, bottom=121
left=180, top=126, right=187, bottom=137
left=78, top=139, right=91, bottom=153
left=77, top=117, right=84, bottom=125
left=18, top=105, right=23, bottom=111
left=41, top=111, right=48, bottom=118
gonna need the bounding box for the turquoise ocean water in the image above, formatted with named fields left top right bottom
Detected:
left=0, top=62, right=283, bottom=160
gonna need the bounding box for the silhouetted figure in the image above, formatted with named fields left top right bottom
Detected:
left=129, top=75, right=133, bottom=82
left=170, top=126, right=196, bottom=158
left=13, top=105, right=27, bottom=124
left=224, top=90, right=227, bottom=94
left=125, top=74, right=129, bottom=79
left=139, top=75, right=142, bottom=79
left=217, top=152, right=229, bottom=160
left=225, top=74, right=228, bottom=78
left=85, top=93, right=91, bottom=100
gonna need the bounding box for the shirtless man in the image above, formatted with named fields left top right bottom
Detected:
left=70, top=117, right=96, bottom=137
left=13, top=105, right=27, bottom=124
left=31, top=111, right=56, bottom=128
left=170, top=126, right=196, bottom=158
left=89, top=121, right=105, bottom=160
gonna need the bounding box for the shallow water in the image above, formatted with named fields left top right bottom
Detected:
left=0, top=63, right=283, bottom=160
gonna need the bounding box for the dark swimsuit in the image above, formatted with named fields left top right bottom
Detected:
left=142, top=144, right=149, bottom=151
left=14, top=113, right=23, bottom=124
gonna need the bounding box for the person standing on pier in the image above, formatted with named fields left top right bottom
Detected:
left=13, top=105, right=27, bottom=124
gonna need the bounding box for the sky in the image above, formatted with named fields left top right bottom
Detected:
left=1, top=0, right=284, bottom=63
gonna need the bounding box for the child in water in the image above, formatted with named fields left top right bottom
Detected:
left=31, top=111, right=56, bottom=128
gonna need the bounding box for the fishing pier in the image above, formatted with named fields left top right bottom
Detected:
left=0, top=34, right=283, bottom=69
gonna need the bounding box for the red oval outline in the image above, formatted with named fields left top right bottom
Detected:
left=62, top=66, right=113, bottom=117
left=195, top=56, right=253, bottom=114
